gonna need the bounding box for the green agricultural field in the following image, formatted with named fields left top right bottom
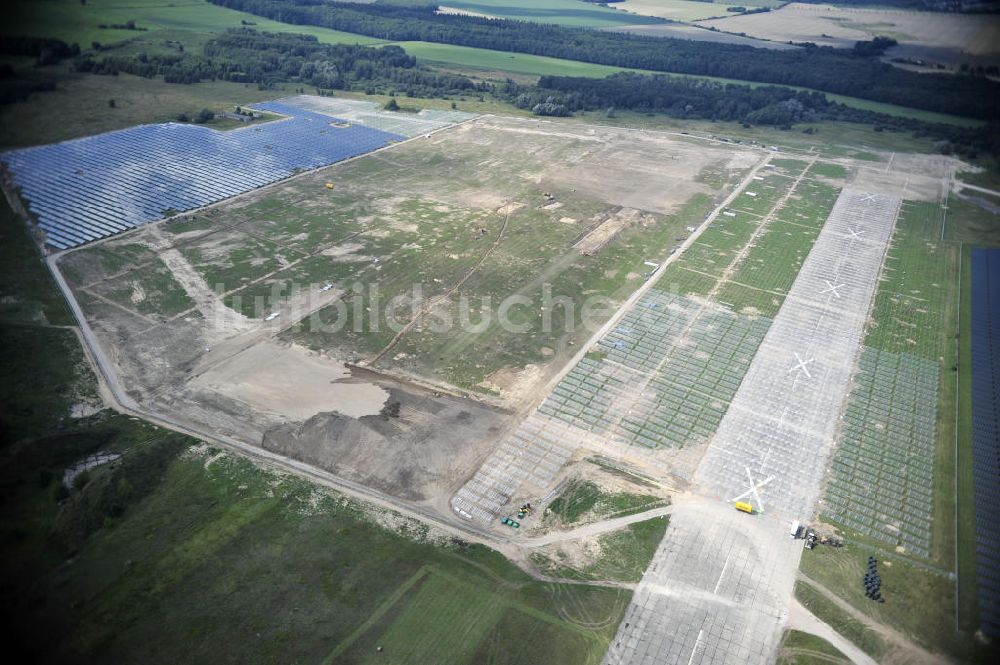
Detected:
left=867, top=201, right=959, bottom=359
left=395, top=41, right=657, bottom=79
left=4, top=0, right=385, bottom=49
left=421, top=0, right=664, bottom=27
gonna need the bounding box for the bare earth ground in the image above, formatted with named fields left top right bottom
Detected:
left=54, top=113, right=755, bottom=514
left=700, top=3, right=1000, bottom=68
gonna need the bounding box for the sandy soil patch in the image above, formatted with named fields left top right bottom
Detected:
left=191, top=341, right=389, bottom=420
left=575, top=208, right=645, bottom=255
left=436, top=5, right=498, bottom=19
left=618, top=0, right=738, bottom=22
left=262, top=385, right=507, bottom=501
left=129, top=281, right=145, bottom=305
left=321, top=242, right=367, bottom=259
left=480, top=364, right=545, bottom=408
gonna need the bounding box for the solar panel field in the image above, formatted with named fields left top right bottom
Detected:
left=970, top=247, right=1000, bottom=639
left=820, top=199, right=959, bottom=559
left=1, top=99, right=473, bottom=249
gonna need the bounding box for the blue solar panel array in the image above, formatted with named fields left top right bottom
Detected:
left=0, top=101, right=405, bottom=250
left=971, top=247, right=1000, bottom=639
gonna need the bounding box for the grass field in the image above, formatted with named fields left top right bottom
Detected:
left=671, top=159, right=842, bottom=318
left=776, top=630, right=850, bottom=665
left=430, top=0, right=664, bottom=27
left=0, top=194, right=635, bottom=665
left=793, top=582, right=888, bottom=661
left=544, top=480, right=667, bottom=525
left=5, top=0, right=386, bottom=48
left=396, top=41, right=658, bottom=79
left=0, top=71, right=286, bottom=149
left=531, top=517, right=669, bottom=583
left=800, top=544, right=963, bottom=658
left=956, top=245, right=978, bottom=633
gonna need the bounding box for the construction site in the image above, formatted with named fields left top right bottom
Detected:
left=1, top=93, right=981, bottom=664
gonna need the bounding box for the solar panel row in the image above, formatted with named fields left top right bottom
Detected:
left=970, top=247, right=1000, bottom=639
left=0, top=101, right=406, bottom=250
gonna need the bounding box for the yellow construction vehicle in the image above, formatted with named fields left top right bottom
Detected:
left=734, top=501, right=753, bottom=514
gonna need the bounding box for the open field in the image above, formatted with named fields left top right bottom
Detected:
left=396, top=40, right=659, bottom=79
left=617, top=0, right=744, bottom=22
left=794, top=582, right=888, bottom=661
left=776, top=630, right=850, bottom=665
left=700, top=2, right=1000, bottom=69
left=608, top=22, right=797, bottom=50
left=0, top=72, right=286, bottom=149
left=531, top=516, right=669, bottom=583
left=432, top=0, right=664, bottom=26
left=5, top=0, right=386, bottom=49
left=799, top=544, right=964, bottom=659
left=0, top=401, right=629, bottom=665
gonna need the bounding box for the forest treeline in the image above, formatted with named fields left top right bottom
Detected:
left=206, top=0, right=1000, bottom=121
left=522, top=73, right=996, bottom=158
left=73, top=29, right=482, bottom=96
left=66, top=28, right=998, bottom=159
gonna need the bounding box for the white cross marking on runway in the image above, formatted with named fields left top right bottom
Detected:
left=787, top=352, right=815, bottom=379
left=845, top=227, right=864, bottom=241
left=861, top=193, right=877, bottom=203
left=729, top=466, right=776, bottom=513
left=820, top=280, right=846, bottom=298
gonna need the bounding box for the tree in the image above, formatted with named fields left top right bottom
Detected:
left=72, top=471, right=91, bottom=491
left=196, top=108, right=215, bottom=123
left=108, top=98, right=115, bottom=108
left=384, top=97, right=399, bottom=111
left=176, top=112, right=189, bottom=122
